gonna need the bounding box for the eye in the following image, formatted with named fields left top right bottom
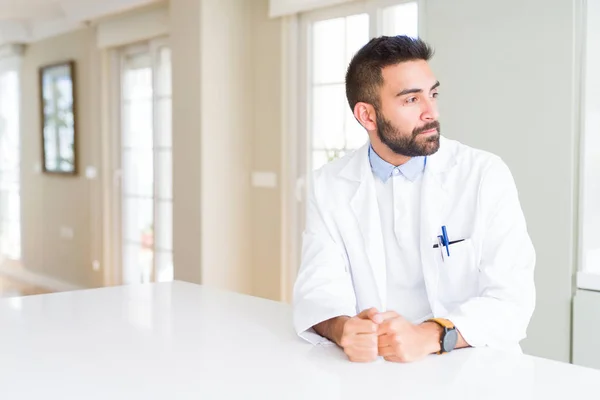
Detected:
left=406, top=96, right=418, bottom=104
left=431, top=92, right=439, bottom=99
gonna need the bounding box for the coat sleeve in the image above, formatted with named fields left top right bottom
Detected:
left=444, top=157, right=536, bottom=349
left=292, top=172, right=357, bottom=345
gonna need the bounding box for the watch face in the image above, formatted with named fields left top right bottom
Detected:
left=443, top=329, right=458, bottom=352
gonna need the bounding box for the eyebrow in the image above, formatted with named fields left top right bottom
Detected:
left=397, top=81, right=440, bottom=96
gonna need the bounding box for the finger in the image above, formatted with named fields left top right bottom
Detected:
left=346, top=318, right=378, bottom=334
left=377, top=320, right=396, bottom=335
left=346, top=348, right=378, bottom=363
left=366, top=308, right=383, bottom=324
left=348, top=355, right=378, bottom=363
left=377, top=333, right=397, bottom=348
left=377, top=311, right=402, bottom=321
left=378, top=345, right=396, bottom=357
left=378, top=318, right=409, bottom=335
left=350, top=333, right=378, bottom=349
left=356, top=307, right=380, bottom=320
left=384, top=355, right=403, bottom=363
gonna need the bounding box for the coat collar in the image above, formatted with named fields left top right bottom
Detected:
left=339, top=136, right=457, bottom=184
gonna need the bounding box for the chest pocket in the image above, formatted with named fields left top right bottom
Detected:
left=434, top=239, right=479, bottom=304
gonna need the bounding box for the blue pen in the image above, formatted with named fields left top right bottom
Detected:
left=441, top=226, right=450, bottom=257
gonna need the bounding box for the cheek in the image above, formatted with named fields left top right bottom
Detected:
left=389, top=108, right=420, bottom=133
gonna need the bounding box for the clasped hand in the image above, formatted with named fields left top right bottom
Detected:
left=338, top=308, right=438, bottom=363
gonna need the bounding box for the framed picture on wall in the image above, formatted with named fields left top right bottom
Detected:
left=39, top=60, right=77, bottom=175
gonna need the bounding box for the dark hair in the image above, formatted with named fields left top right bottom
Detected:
left=345, top=35, right=434, bottom=111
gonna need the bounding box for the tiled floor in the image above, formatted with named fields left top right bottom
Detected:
left=0, top=275, right=51, bottom=298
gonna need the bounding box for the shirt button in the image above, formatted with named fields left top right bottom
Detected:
left=393, top=169, right=400, bottom=175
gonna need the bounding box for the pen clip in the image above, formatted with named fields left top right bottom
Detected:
left=441, top=226, right=450, bottom=257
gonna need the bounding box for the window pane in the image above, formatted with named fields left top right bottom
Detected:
left=156, top=150, right=172, bottom=200
left=7, top=221, right=20, bottom=260
left=0, top=189, right=18, bottom=222
left=122, top=149, right=153, bottom=197
left=123, top=57, right=152, bottom=101
left=155, top=201, right=172, bottom=252
left=122, top=100, right=153, bottom=149
left=312, top=150, right=330, bottom=171
left=7, top=190, right=19, bottom=223
left=123, top=243, right=153, bottom=284
left=312, top=17, right=346, bottom=84
left=156, top=98, right=172, bottom=148
left=345, top=14, right=369, bottom=64
left=156, top=47, right=172, bottom=97
left=0, top=191, right=7, bottom=221
left=345, top=107, right=367, bottom=149
left=0, top=219, right=21, bottom=260
left=312, top=84, right=346, bottom=149
left=156, top=251, right=173, bottom=282
left=0, top=70, right=20, bottom=260
left=313, top=149, right=347, bottom=170
left=382, top=2, right=418, bottom=37
left=0, top=221, right=8, bottom=257
left=123, top=197, right=153, bottom=244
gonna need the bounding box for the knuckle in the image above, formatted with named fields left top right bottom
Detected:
left=340, top=335, right=351, bottom=348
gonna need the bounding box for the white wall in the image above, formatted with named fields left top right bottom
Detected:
left=425, top=0, right=578, bottom=362
left=199, top=0, right=253, bottom=293
left=20, top=28, right=105, bottom=289
left=170, top=0, right=254, bottom=294
left=170, top=0, right=203, bottom=284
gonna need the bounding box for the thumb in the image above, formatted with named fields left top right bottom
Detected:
left=356, top=307, right=383, bottom=324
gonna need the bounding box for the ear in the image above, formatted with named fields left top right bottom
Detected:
left=353, top=102, right=377, bottom=132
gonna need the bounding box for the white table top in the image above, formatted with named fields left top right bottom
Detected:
left=0, top=281, right=597, bottom=399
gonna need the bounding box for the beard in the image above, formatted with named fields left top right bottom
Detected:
left=375, top=110, right=441, bottom=157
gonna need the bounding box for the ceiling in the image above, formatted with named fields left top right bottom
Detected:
left=0, top=0, right=160, bottom=46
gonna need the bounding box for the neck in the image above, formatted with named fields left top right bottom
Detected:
left=370, top=135, right=411, bottom=167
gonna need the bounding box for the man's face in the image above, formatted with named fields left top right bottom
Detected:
left=375, top=60, right=440, bottom=157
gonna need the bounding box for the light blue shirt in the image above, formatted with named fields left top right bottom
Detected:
left=368, top=145, right=426, bottom=183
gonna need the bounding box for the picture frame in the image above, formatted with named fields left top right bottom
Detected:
left=39, top=60, right=77, bottom=175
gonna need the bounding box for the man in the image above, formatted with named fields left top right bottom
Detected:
left=292, top=35, right=536, bottom=363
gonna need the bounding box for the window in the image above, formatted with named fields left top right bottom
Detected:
left=119, top=39, right=172, bottom=284
left=285, top=1, right=421, bottom=296
left=0, top=67, right=20, bottom=260
left=302, top=0, right=420, bottom=173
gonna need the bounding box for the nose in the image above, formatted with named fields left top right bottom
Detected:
left=421, top=97, right=439, bottom=122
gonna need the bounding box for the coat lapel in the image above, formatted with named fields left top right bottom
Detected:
left=419, top=137, right=456, bottom=315
left=340, top=144, right=387, bottom=310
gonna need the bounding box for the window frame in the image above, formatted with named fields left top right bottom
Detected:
left=0, top=47, right=23, bottom=263
left=107, top=36, right=173, bottom=285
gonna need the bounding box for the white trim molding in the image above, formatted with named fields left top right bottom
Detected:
left=270, top=0, right=357, bottom=18
left=0, top=44, right=24, bottom=59
left=280, top=14, right=301, bottom=304
left=96, top=4, right=169, bottom=49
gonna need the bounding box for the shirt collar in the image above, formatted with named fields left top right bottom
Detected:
left=368, top=144, right=426, bottom=183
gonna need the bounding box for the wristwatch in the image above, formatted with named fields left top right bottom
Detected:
left=427, top=318, right=458, bottom=354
